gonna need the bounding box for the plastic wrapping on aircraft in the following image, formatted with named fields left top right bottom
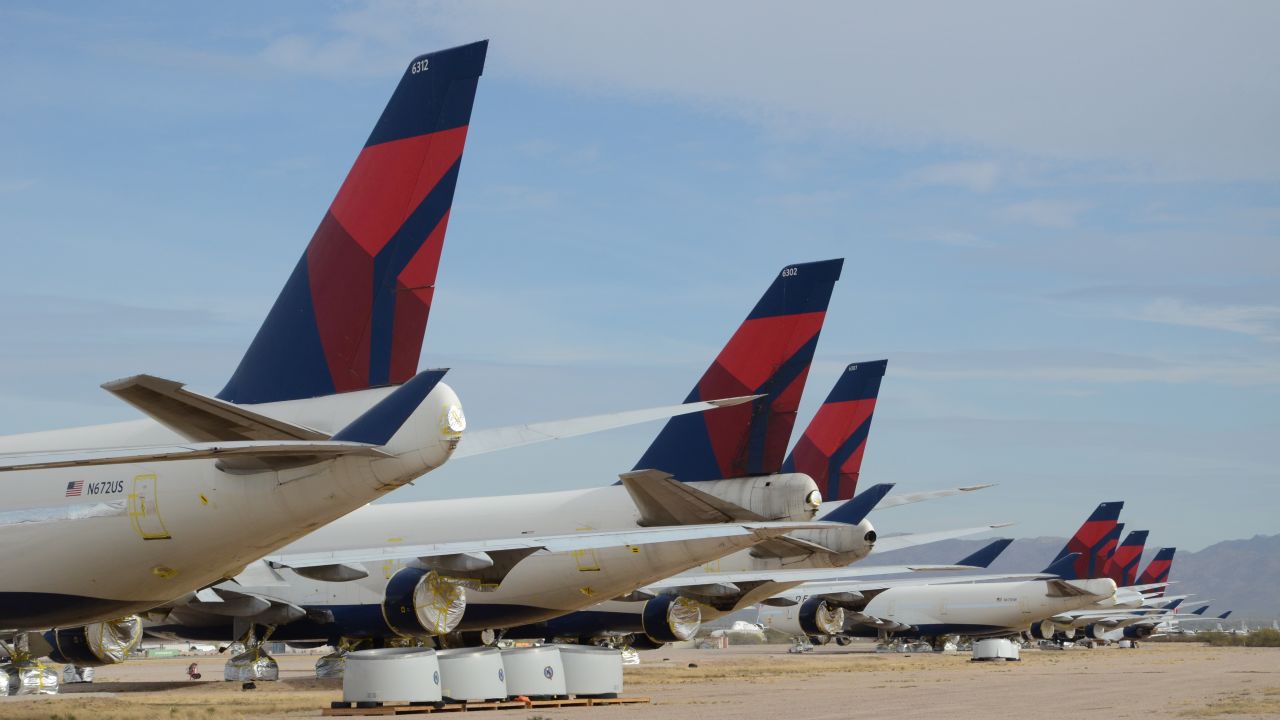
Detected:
left=383, top=569, right=467, bottom=637
left=223, top=647, right=279, bottom=682
left=0, top=499, right=127, bottom=527
left=619, top=647, right=641, bottom=665
left=2, top=661, right=59, bottom=695
left=315, top=650, right=347, bottom=679
left=61, top=664, right=95, bottom=683
left=641, top=596, right=702, bottom=643
left=808, top=600, right=845, bottom=636
left=669, top=597, right=701, bottom=640
left=58, top=616, right=142, bottom=665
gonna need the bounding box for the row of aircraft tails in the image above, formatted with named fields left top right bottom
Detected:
left=0, top=40, right=1229, bottom=687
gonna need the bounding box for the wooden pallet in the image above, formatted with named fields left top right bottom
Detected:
left=323, top=696, right=650, bottom=716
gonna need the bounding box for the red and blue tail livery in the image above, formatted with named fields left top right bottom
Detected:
left=1103, top=529, right=1149, bottom=587
left=1049, top=501, right=1123, bottom=580
left=1137, top=546, right=1176, bottom=594
left=219, top=41, right=488, bottom=405
left=633, top=259, right=843, bottom=482
left=781, top=359, right=887, bottom=501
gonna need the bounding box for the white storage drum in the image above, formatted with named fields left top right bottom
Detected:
left=971, top=638, right=1020, bottom=661
left=342, top=647, right=441, bottom=705
left=500, top=645, right=566, bottom=698
left=558, top=644, right=623, bottom=698
left=437, top=647, right=507, bottom=702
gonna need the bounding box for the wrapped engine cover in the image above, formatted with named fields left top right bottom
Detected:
left=3, top=661, right=59, bottom=695
left=224, top=648, right=279, bottom=682
left=47, top=616, right=143, bottom=666
left=383, top=568, right=467, bottom=638
left=315, top=650, right=347, bottom=679
left=799, top=598, right=845, bottom=636
left=641, top=595, right=701, bottom=644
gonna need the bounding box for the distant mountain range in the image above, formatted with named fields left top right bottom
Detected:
left=870, top=533, right=1280, bottom=621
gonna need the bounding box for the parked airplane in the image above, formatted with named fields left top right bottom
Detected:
left=758, top=539, right=1116, bottom=646
left=143, top=260, right=856, bottom=653
left=490, top=361, right=1004, bottom=646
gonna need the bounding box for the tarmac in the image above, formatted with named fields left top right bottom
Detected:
left=2, top=641, right=1277, bottom=720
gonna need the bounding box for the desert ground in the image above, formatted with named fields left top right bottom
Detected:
left=2, top=642, right=1278, bottom=720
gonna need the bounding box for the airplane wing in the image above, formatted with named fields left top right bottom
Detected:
left=451, top=395, right=761, bottom=459
left=264, top=520, right=841, bottom=570
left=642, top=563, right=983, bottom=589
left=0, top=440, right=389, bottom=472
left=874, top=484, right=996, bottom=510
left=871, top=523, right=1015, bottom=553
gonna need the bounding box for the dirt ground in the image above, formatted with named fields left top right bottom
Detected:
left=2, top=642, right=1277, bottom=720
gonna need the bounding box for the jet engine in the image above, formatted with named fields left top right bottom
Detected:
left=640, top=595, right=702, bottom=644
left=1123, top=625, right=1155, bottom=640
left=1030, top=620, right=1057, bottom=641
left=768, top=598, right=846, bottom=637
left=381, top=568, right=466, bottom=638
left=44, top=616, right=143, bottom=666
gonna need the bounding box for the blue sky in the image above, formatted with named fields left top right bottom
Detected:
left=1, top=2, right=1276, bottom=551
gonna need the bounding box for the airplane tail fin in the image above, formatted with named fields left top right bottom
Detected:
left=1218, top=611, right=1232, bottom=620
left=1049, top=501, right=1123, bottom=580
left=1137, top=547, right=1176, bottom=596
left=218, top=41, right=487, bottom=405
left=1192, top=606, right=1209, bottom=616
left=781, top=359, right=887, bottom=500
left=633, top=260, right=843, bottom=481
left=1103, top=529, right=1149, bottom=587
left=956, top=538, right=1013, bottom=569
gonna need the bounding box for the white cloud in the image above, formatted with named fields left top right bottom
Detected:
left=1128, top=298, right=1280, bottom=342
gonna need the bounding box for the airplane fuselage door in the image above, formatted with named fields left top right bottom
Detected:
left=129, top=473, right=172, bottom=540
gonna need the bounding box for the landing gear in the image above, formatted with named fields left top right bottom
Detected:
left=224, top=627, right=279, bottom=682
left=0, top=635, right=58, bottom=695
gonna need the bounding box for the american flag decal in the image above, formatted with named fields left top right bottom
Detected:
left=65, top=480, right=83, bottom=497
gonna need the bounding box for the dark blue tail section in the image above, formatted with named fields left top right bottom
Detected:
left=781, top=359, right=887, bottom=501
left=818, top=483, right=895, bottom=525
left=1042, top=552, right=1081, bottom=577
left=1218, top=611, right=1232, bottom=620
left=219, top=41, right=487, bottom=405
left=633, top=260, right=842, bottom=482
left=1192, top=606, right=1209, bottom=616
left=956, top=538, right=1013, bottom=569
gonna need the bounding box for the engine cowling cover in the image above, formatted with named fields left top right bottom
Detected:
left=46, top=616, right=143, bottom=666
left=641, top=595, right=701, bottom=644
left=1030, top=620, right=1056, bottom=640
left=382, top=568, right=466, bottom=638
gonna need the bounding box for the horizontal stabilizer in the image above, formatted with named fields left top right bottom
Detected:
left=872, top=522, right=1014, bottom=554
left=102, top=374, right=327, bottom=442
left=621, top=469, right=766, bottom=525
left=451, top=395, right=761, bottom=459
left=0, top=440, right=388, bottom=473
left=955, top=538, right=1014, bottom=569
left=874, top=484, right=995, bottom=510
left=818, top=483, right=894, bottom=525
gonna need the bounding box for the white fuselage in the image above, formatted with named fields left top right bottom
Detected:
left=0, top=384, right=460, bottom=631
left=163, top=473, right=831, bottom=639
left=761, top=577, right=1118, bottom=639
